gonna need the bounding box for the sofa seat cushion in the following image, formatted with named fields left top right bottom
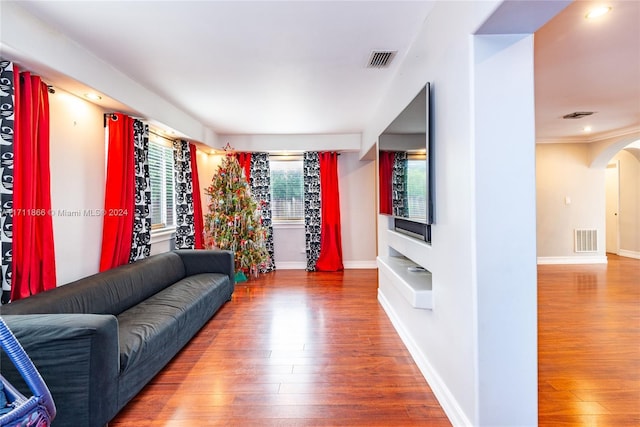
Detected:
left=117, top=305, right=180, bottom=375
left=115, top=273, right=232, bottom=407
left=116, top=272, right=231, bottom=373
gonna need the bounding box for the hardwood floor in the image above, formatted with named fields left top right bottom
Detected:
left=111, top=255, right=639, bottom=426
left=110, top=270, right=451, bottom=426
left=538, top=254, right=640, bottom=426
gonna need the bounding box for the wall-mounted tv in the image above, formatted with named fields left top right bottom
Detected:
left=378, top=83, right=433, bottom=243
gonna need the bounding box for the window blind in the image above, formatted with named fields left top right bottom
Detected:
left=148, top=141, right=175, bottom=228
left=270, top=160, right=304, bottom=221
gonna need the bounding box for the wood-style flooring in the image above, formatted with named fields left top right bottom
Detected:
left=538, top=254, right=640, bottom=427
left=111, top=255, right=639, bottom=426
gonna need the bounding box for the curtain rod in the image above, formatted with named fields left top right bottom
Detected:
left=102, top=113, right=181, bottom=144
left=268, top=153, right=303, bottom=157
left=17, top=74, right=54, bottom=93
left=250, top=152, right=340, bottom=157
left=103, top=112, right=146, bottom=128
left=148, top=129, right=179, bottom=144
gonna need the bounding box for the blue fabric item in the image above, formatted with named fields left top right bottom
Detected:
left=0, top=382, right=10, bottom=415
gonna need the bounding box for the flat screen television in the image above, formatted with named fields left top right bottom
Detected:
left=378, top=83, right=433, bottom=243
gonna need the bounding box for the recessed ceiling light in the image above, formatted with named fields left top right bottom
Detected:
left=84, top=93, right=102, bottom=101
left=583, top=126, right=593, bottom=132
left=585, top=6, right=611, bottom=19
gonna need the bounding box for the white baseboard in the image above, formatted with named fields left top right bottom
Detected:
left=537, top=256, right=608, bottom=265
left=274, top=261, right=307, bottom=270
left=343, top=260, right=378, bottom=269
left=618, top=249, right=640, bottom=260
left=275, top=260, right=378, bottom=270
left=377, top=289, right=472, bottom=427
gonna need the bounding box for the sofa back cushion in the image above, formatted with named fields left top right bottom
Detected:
left=1, top=252, right=186, bottom=315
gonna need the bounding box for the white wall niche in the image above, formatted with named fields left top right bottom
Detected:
left=377, top=255, right=433, bottom=309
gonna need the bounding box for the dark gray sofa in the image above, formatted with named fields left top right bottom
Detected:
left=0, top=249, right=234, bottom=427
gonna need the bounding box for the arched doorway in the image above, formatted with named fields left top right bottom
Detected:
left=605, top=139, right=640, bottom=258
left=591, top=134, right=640, bottom=259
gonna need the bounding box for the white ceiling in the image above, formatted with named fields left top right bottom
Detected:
left=4, top=0, right=639, bottom=143
left=10, top=0, right=436, bottom=135
left=535, top=0, right=640, bottom=143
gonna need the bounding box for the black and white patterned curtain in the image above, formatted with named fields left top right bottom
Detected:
left=129, top=120, right=151, bottom=262
left=392, top=151, right=408, bottom=217
left=0, top=59, right=14, bottom=303
left=173, top=139, right=196, bottom=249
left=303, top=152, right=321, bottom=271
left=249, top=153, right=275, bottom=272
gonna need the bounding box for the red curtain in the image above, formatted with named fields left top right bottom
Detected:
left=99, top=113, right=135, bottom=271
left=189, top=143, right=204, bottom=249
left=379, top=151, right=394, bottom=215
left=315, top=152, right=343, bottom=271
left=11, top=69, right=57, bottom=301
left=236, top=152, right=252, bottom=182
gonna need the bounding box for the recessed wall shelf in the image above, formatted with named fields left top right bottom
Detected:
left=377, top=255, right=433, bottom=309
left=387, top=229, right=432, bottom=272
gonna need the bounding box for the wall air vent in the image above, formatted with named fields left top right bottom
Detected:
left=575, top=229, right=598, bottom=253
left=562, top=111, right=594, bottom=119
left=367, top=51, right=397, bottom=69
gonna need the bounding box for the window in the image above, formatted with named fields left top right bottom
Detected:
left=406, top=158, right=427, bottom=219
left=148, top=140, right=175, bottom=229
left=270, top=159, right=304, bottom=222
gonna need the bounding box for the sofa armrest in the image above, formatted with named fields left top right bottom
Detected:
left=1, top=314, right=119, bottom=427
left=175, top=249, right=235, bottom=287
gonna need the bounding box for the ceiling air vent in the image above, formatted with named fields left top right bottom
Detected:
left=562, top=111, right=594, bottom=119
left=367, top=51, right=397, bottom=69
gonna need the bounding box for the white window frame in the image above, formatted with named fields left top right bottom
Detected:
left=148, top=136, right=176, bottom=233
left=270, top=157, right=305, bottom=225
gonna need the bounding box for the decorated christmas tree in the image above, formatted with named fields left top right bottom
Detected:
left=203, top=149, right=269, bottom=282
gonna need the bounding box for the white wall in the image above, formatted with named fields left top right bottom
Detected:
left=272, top=225, right=306, bottom=269
left=373, top=2, right=488, bottom=420
left=473, top=34, right=538, bottom=425
left=194, top=148, right=377, bottom=269
left=217, top=133, right=361, bottom=153
left=367, top=1, right=562, bottom=425
left=615, top=149, right=640, bottom=256
left=536, top=133, right=640, bottom=262
left=49, top=90, right=106, bottom=284
left=338, top=152, right=377, bottom=267
left=536, top=143, right=607, bottom=263
left=192, top=147, right=221, bottom=250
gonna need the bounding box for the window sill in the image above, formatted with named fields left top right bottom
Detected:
left=151, top=227, right=176, bottom=244
left=273, top=221, right=305, bottom=229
